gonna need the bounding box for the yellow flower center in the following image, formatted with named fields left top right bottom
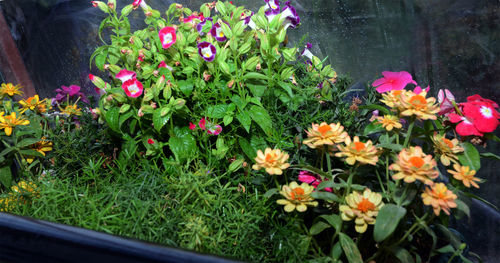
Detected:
left=409, top=95, right=427, bottom=109
left=317, top=124, right=332, bottom=135
left=353, top=142, right=365, bottom=152
left=357, top=197, right=375, bottom=212
left=442, top=138, right=454, bottom=149
left=290, top=187, right=305, bottom=200
left=409, top=156, right=424, bottom=168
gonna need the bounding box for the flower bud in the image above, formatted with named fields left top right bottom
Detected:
left=88, top=74, right=106, bottom=89
left=107, top=0, right=115, bottom=11
left=91, top=1, right=109, bottom=13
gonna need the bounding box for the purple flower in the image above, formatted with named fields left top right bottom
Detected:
left=241, top=12, right=256, bottom=30
left=196, top=17, right=213, bottom=36
left=316, top=81, right=323, bottom=89
left=53, top=85, right=88, bottom=106
left=210, top=21, right=229, bottom=42
left=264, top=0, right=280, bottom=21
left=300, top=42, right=313, bottom=60
left=281, top=1, right=300, bottom=29
left=197, top=41, right=216, bottom=62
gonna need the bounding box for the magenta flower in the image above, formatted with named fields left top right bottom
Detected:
left=115, top=69, right=137, bottom=83
left=183, top=13, right=204, bottom=24
left=437, top=89, right=456, bottom=116
left=413, top=85, right=430, bottom=94
left=132, top=0, right=147, bottom=9
left=206, top=124, right=222, bottom=135
left=298, top=171, right=332, bottom=192
left=197, top=41, right=216, bottom=62
left=159, top=27, right=177, bottom=49
left=198, top=118, right=206, bottom=130
left=189, top=122, right=196, bottom=130
left=158, top=61, right=173, bottom=71
left=122, top=78, right=143, bottom=98
left=147, top=138, right=155, bottom=144
left=210, top=21, right=229, bottom=42
left=372, top=71, right=417, bottom=93
left=53, top=85, right=89, bottom=105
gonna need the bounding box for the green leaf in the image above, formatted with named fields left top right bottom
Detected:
left=319, top=214, right=342, bottom=231
left=95, top=52, right=107, bottom=71
left=330, top=242, right=343, bottom=259
left=480, top=152, right=500, bottom=160
left=119, top=104, right=130, bottom=114
left=205, top=105, right=228, bottom=119
left=223, top=115, right=233, bottom=126
left=309, top=221, right=331, bottom=235
left=377, top=143, right=404, bottom=152
left=19, top=149, right=44, bottom=158
left=391, top=247, right=415, bottom=263
left=263, top=188, right=278, bottom=198
left=374, top=204, right=407, bottom=242
left=177, top=80, right=194, bottom=96
left=239, top=137, right=256, bottom=160
left=17, top=138, right=40, bottom=148
left=339, top=233, right=363, bottom=263
left=236, top=111, right=251, bottom=132
left=246, top=84, right=266, bottom=97
left=243, top=72, right=269, bottom=81
left=168, top=126, right=197, bottom=162
left=359, top=104, right=390, bottom=115
left=435, top=244, right=455, bottom=254
left=249, top=105, right=272, bottom=136
left=457, top=142, right=480, bottom=170
left=105, top=107, right=120, bottom=133
left=455, top=199, right=470, bottom=218
left=363, top=121, right=385, bottom=136
left=228, top=158, right=245, bottom=173
left=119, top=110, right=134, bottom=130
left=0, top=166, right=12, bottom=188
left=310, top=192, right=340, bottom=202
left=153, top=108, right=171, bottom=132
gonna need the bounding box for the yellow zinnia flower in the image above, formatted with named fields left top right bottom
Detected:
left=26, top=137, right=53, bottom=164
left=380, top=90, right=406, bottom=109
left=252, top=148, right=290, bottom=175
left=0, top=83, right=23, bottom=97
left=303, top=122, right=348, bottom=149
left=431, top=133, right=464, bottom=166
left=390, top=146, right=438, bottom=185
left=19, top=95, right=49, bottom=114
left=276, top=181, right=318, bottom=212
left=339, top=188, right=384, bottom=233
left=60, top=103, right=82, bottom=116
left=335, top=136, right=379, bottom=166
left=376, top=115, right=402, bottom=131
left=447, top=164, right=480, bottom=188
left=399, top=91, right=439, bottom=120
left=0, top=112, right=30, bottom=136
left=421, top=183, right=457, bottom=216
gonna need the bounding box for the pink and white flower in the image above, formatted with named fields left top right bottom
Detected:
left=158, top=27, right=177, bottom=49
left=115, top=69, right=137, bottom=83
left=122, top=78, right=143, bottom=98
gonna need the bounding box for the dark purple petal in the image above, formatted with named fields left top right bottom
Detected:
left=197, top=41, right=216, bottom=62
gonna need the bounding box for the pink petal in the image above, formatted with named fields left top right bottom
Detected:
left=115, top=69, right=137, bottom=83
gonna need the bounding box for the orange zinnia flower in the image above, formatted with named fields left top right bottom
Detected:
left=276, top=182, right=318, bottom=212
left=431, top=133, right=463, bottom=166
left=447, top=164, right=480, bottom=188
left=376, top=115, right=402, bottom=131
left=303, top=122, right=348, bottom=149
left=339, top=188, right=384, bottom=233
left=399, top=90, right=439, bottom=120
left=252, top=148, right=290, bottom=175
left=421, top=183, right=457, bottom=215
left=389, top=146, right=438, bottom=185
left=335, top=136, right=379, bottom=165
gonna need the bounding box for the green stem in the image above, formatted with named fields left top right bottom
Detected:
left=403, top=118, right=415, bottom=148
left=325, top=146, right=332, bottom=177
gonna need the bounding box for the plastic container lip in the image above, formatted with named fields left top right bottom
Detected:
left=0, top=212, right=240, bottom=263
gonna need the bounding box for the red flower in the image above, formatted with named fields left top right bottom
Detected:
left=448, top=113, right=483, bottom=136
left=372, top=71, right=417, bottom=93
left=189, top=122, right=196, bottom=130
left=147, top=138, right=155, bottom=144
left=198, top=118, right=206, bottom=130
left=448, top=94, right=500, bottom=136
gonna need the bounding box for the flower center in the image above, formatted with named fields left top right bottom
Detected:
left=164, top=33, right=172, bottom=45
left=317, top=124, right=331, bottom=135
left=357, top=197, right=375, bottom=213
left=442, top=138, right=454, bottom=149
left=409, top=95, right=427, bottom=109
left=201, top=47, right=212, bottom=58
left=479, top=106, right=493, bottom=118
left=270, top=1, right=278, bottom=9
left=392, top=90, right=402, bottom=96
left=128, top=84, right=139, bottom=94
left=409, top=156, right=424, bottom=168
left=216, top=26, right=224, bottom=38
left=290, top=187, right=305, bottom=200
left=353, top=142, right=365, bottom=152
left=265, top=153, right=276, bottom=164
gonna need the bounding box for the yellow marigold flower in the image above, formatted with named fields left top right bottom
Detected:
left=19, top=95, right=49, bottom=114
left=376, top=115, right=402, bottom=131
left=390, top=146, right=438, bottom=185
left=303, top=122, right=348, bottom=149
left=0, top=195, right=15, bottom=212
left=339, top=188, right=384, bottom=233
left=447, top=164, right=480, bottom=188
left=0, top=112, right=30, bottom=136
left=61, top=103, right=82, bottom=116
left=380, top=90, right=406, bottom=109
left=431, top=133, right=464, bottom=166
left=335, top=136, right=379, bottom=166
left=0, top=83, right=23, bottom=97
left=252, top=148, right=290, bottom=175
left=26, top=137, right=53, bottom=164
left=399, top=91, right=439, bottom=120
left=11, top=180, right=38, bottom=196
left=276, top=181, right=318, bottom=212
left=421, top=182, right=457, bottom=216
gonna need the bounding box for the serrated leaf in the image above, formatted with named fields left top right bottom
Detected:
left=119, top=110, right=134, bottom=130
left=153, top=108, right=170, bottom=132
left=168, top=126, right=197, bottom=162
left=105, top=107, right=120, bottom=132
left=339, top=233, right=363, bottom=263
left=239, top=137, right=256, bottom=160
left=249, top=105, right=272, bottom=136
left=374, top=204, right=406, bottom=242
left=205, top=105, right=228, bottom=119
left=223, top=115, right=233, bottom=126
left=236, top=110, right=251, bottom=132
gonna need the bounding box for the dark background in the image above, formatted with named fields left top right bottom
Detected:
left=1, top=0, right=499, bottom=261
